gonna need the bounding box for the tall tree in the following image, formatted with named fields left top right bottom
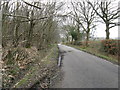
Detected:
left=71, top=1, right=96, bottom=46
left=89, top=0, right=120, bottom=39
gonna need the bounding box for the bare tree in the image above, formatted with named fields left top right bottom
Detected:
left=70, top=1, right=96, bottom=46
left=89, top=0, right=120, bottom=39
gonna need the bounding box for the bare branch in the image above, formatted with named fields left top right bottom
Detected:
left=21, top=0, right=42, bottom=9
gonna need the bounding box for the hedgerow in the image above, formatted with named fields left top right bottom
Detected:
left=100, top=39, right=119, bottom=55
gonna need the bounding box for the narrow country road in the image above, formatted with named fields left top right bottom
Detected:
left=54, top=44, right=118, bottom=88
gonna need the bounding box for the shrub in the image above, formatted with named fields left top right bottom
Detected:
left=74, top=41, right=82, bottom=46
left=100, top=39, right=118, bottom=55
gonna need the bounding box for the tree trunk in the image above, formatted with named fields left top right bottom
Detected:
left=105, top=24, right=110, bottom=39
left=13, top=23, right=20, bottom=47
left=86, top=32, right=89, bottom=46
left=86, top=26, right=90, bottom=46
left=2, top=6, right=7, bottom=47
left=0, top=2, right=2, bottom=46
left=26, top=10, right=34, bottom=48
left=77, top=24, right=80, bottom=41
left=26, top=20, right=34, bottom=48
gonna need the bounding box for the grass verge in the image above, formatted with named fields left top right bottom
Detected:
left=66, top=44, right=118, bottom=65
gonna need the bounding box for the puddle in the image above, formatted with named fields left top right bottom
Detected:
left=57, top=50, right=72, bottom=67
left=68, top=50, right=72, bottom=52
left=58, top=53, right=64, bottom=67
left=58, top=55, right=61, bottom=67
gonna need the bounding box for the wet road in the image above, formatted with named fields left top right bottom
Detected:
left=54, top=44, right=118, bottom=88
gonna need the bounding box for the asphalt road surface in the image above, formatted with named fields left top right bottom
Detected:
left=54, top=44, right=118, bottom=88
